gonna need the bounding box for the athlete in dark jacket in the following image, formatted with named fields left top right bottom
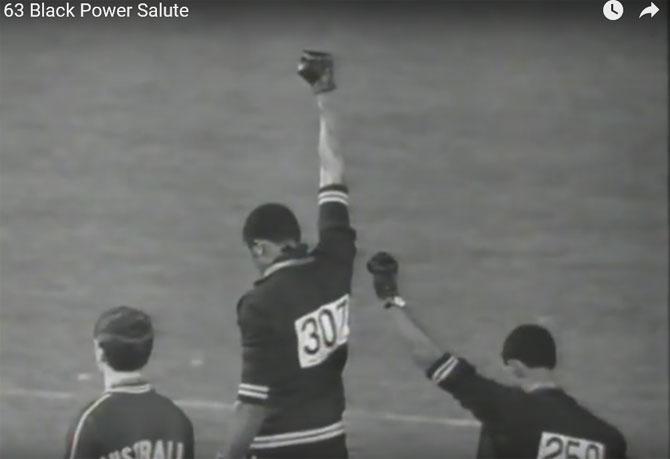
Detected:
left=216, top=51, right=355, bottom=459
left=366, top=252, right=627, bottom=459
left=64, top=306, right=194, bottom=459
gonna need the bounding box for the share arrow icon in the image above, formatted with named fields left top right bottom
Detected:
left=639, top=2, right=659, bottom=18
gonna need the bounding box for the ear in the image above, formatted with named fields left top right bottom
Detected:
left=507, top=359, right=528, bottom=378
left=94, top=339, right=106, bottom=364
left=250, top=240, right=265, bottom=257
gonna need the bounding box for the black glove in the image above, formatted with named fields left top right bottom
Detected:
left=366, top=252, right=403, bottom=307
left=297, top=50, right=336, bottom=94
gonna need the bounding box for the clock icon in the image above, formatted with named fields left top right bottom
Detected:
left=603, top=0, right=624, bottom=20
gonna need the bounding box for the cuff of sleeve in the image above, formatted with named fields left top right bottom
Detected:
left=426, top=353, right=461, bottom=385
left=319, top=185, right=349, bottom=206
left=237, top=383, right=270, bottom=404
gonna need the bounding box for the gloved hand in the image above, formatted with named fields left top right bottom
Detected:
left=297, top=50, right=336, bottom=94
left=366, top=252, right=404, bottom=307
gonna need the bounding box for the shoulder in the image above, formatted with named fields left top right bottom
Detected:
left=68, top=393, right=113, bottom=438
left=585, top=410, right=627, bottom=454
left=608, top=425, right=627, bottom=448
left=64, top=394, right=112, bottom=459
left=153, top=392, right=193, bottom=427
left=236, top=290, right=254, bottom=314
left=237, top=287, right=276, bottom=326
left=554, top=392, right=627, bottom=450
left=73, top=393, right=113, bottom=422
left=238, top=286, right=275, bottom=310
left=595, top=415, right=627, bottom=452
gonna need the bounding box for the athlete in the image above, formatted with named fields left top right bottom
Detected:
left=216, top=51, right=355, bottom=459
left=64, top=306, right=194, bottom=459
left=366, top=252, right=628, bottom=459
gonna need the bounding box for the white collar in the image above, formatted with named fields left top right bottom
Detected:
left=104, top=371, right=152, bottom=393
left=262, top=257, right=314, bottom=279
left=526, top=382, right=560, bottom=393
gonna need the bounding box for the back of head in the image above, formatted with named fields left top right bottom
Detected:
left=502, top=324, right=557, bottom=369
left=94, top=306, right=154, bottom=372
left=243, top=203, right=301, bottom=246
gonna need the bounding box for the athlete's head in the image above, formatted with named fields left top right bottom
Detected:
left=501, top=324, right=557, bottom=381
left=242, top=203, right=302, bottom=272
left=93, top=306, right=154, bottom=373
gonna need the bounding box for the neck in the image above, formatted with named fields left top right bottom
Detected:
left=102, top=366, right=143, bottom=391
left=277, top=242, right=307, bottom=259
left=259, top=243, right=309, bottom=275
left=521, top=368, right=558, bottom=392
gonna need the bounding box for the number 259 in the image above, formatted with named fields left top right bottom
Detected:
left=538, top=433, right=604, bottom=459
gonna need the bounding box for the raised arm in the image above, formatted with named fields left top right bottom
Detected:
left=298, top=50, right=345, bottom=188
left=366, top=253, right=442, bottom=368
left=317, top=93, right=345, bottom=188
left=387, top=303, right=445, bottom=369
left=299, top=51, right=355, bottom=262
left=366, top=252, right=519, bottom=424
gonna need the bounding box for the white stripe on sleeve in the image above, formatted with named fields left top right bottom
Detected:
left=69, top=394, right=111, bottom=459
left=318, top=190, right=349, bottom=206
left=431, top=356, right=459, bottom=383
left=238, top=383, right=270, bottom=401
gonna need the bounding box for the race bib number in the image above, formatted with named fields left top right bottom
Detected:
left=537, top=432, right=605, bottom=459
left=295, top=294, right=350, bottom=368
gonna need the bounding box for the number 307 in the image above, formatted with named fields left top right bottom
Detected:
left=295, top=295, right=350, bottom=368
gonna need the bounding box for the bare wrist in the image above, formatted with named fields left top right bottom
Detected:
left=317, top=92, right=338, bottom=109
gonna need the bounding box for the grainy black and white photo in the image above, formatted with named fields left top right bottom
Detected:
left=0, top=1, right=667, bottom=458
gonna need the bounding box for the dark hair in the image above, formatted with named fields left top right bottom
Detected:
left=501, top=324, right=557, bottom=369
left=94, top=306, right=154, bottom=372
left=242, top=203, right=301, bottom=246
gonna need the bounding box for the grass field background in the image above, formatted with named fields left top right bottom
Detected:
left=1, top=3, right=667, bottom=458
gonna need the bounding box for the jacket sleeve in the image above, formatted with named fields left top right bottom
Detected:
left=426, top=353, right=522, bottom=425
left=314, top=184, right=356, bottom=264
left=183, top=415, right=195, bottom=459
left=63, top=402, right=101, bottom=459
left=236, top=296, right=280, bottom=406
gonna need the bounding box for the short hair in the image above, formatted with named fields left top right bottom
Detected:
left=94, top=306, right=154, bottom=372
left=501, top=324, right=557, bottom=369
left=242, top=203, right=301, bottom=246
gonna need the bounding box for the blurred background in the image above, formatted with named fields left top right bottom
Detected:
left=1, top=2, right=667, bottom=458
